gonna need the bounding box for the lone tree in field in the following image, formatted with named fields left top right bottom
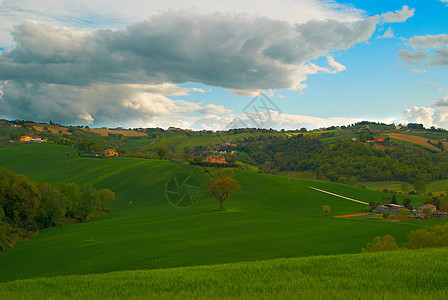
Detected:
left=401, top=182, right=409, bottom=194
left=322, top=205, right=331, bottom=216
left=206, top=174, right=241, bottom=210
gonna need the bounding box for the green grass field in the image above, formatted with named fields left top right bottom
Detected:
left=0, top=248, right=447, bottom=299
left=365, top=179, right=448, bottom=194
left=0, top=144, right=439, bottom=284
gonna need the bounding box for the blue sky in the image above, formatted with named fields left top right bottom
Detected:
left=0, top=0, right=448, bottom=130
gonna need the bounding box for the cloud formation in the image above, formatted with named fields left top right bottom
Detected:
left=381, top=5, right=415, bottom=23
left=0, top=9, right=383, bottom=126
left=399, top=34, right=448, bottom=67
left=402, top=95, right=448, bottom=128
left=377, top=27, right=394, bottom=39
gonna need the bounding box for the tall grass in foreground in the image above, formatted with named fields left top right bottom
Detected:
left=1, top=248, right=447, bottom=299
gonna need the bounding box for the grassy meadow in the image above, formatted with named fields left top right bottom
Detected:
left=0, top=247, right=447, bottom=299
left=0, top=144, right=440, bottom=283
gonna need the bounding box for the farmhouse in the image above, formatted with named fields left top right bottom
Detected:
left=414, top=204, right=437, bottom=214
left=20, top=136, right=31, bottom=142
left=374, top=137, right=384, bottom=142
left=374, top=204, right=408, bottom=214
left=11, top=124, right=22, bottom=128
left=105, top=149, right=119, bottom=157
left=31, top=136, right=42, bottom=142
left=206, top=155, right=227, bottom=164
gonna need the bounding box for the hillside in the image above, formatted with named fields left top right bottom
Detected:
left=0, top=144, right=430, bottom=282
left=0, top=248, right=447, bottom=299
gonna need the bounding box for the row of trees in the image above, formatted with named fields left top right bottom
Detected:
left=234, top=135, right=448, bottom=184
left=362, top=223, right=448, bottom=253
left=0, top=168, right=114, bottom=251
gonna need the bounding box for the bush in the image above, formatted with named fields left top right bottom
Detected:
left=361, top=235, right=399, bottom=253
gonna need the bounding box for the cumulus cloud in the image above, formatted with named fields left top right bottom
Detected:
left=399, top=34, right=448, bottom=67
left=0, top=81, right=229, bottom=126
left=409, top=34, right=448, bottom=49
left=381, top=5, right=415, bottom=23
left=402, top=95, right=448, bottom=128
left=441, top=0, right=448, bottom=5
left=0, top=9, right=385, bottom=126
left=151, top=111, right=395, bottom=131
left=377, top=27, right=394, bottom=39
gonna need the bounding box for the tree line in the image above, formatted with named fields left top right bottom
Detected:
left=0, top=167, right=115, bottom=251
left=234, top=135, right=448, bottom=184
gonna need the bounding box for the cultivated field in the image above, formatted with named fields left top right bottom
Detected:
left=0, top=248, right=447, bottom=299
left=82, top=128, right=147, bottom=137
left=386, top=133, right=441, bottom=151
left=0, top=144, right=425, bottom=282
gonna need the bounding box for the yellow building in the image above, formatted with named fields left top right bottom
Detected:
left=20, top=136, right=31, bottom=142
left=105, top=149, right=119, bottom=157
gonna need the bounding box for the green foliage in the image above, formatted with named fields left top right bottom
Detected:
left=403, top=223, right=448, bottom=249
left=391, top=193, right=397, bottom=204
left=403, top=197, right=412, bottom=209
left=0, top=166, right=113, bottom=251
left=401, top=182, right=409, bottom=194
left=413, top=180, right=426, bottom=195
left=236, top=135, right=448, bottom=183
left=0, top=144, right=430, bottom=282
left=322, top=205, right=331, bottom=216
left=39, top=187, right=67, bottom=227
left=2, top=248, right=448, bottom=299
left=361, top=235, right=399, bottom=253
left=157, top=147, right=167, bottom=159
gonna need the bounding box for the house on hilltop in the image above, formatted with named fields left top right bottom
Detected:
left=105, top=149, right=119, bottom=157
left=414, top=204, right=437, bottom=214
left=206, top=155, right=227, bottom=164
left=20, top=135, right=31, bottom=142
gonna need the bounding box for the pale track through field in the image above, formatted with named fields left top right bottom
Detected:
left=308, top=186, right=369, bottom=205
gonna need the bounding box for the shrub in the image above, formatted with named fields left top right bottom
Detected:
left=361, top=235, right=399, bottom=253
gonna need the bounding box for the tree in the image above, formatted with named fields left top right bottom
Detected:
left=97, top=189, right=115, bottom=212
left=413, top=180, right=426, bottom=195
left=391, top=194, right=397, bottom=204
left=206, top=176, right=241, bottom=210
left=322, top=205, right=331, bottom=216
left=76, top=185, right=99, bottom=221
left=361, top=235, right=399, bottom=253
left=403, top=197, right=412, bottom=209
left=40, top=187, right=67, bottom=227
left=157, top=147, right=168, bottom=159
left=401, top=182, right=409, bottom=194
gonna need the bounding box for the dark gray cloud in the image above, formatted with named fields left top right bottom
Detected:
left=0, top=9, right=380, bottom=125
left=399, top=34, right=448, bottom=67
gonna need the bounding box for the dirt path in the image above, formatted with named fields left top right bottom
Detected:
left=335, top=213, right=370, bottom=218
left=308, top=186, right=369, bottom=205
left=386, top=133, right=441, bottom=151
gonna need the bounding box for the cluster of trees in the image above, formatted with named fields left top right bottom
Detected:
left=362, top=223, right=448, bottom=253
left=234, top=135, right=448, bottom=184
left=0, top=168, right=114, bottom=251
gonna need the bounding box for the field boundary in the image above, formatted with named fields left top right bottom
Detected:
left=308, top=186, right=369, bottom=205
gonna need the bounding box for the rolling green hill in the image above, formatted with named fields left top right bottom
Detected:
left=0, top=247, right=447, bottom=299
left=0, top=144, right=430, bottom=282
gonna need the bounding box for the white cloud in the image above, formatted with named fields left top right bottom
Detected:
left=402, top=95, right=448, bottom=128
left=440, top=0, right=448, bottom=6
left=381, top=5, right=415, bottom=23
left=377, top=27, right=394, bottom=39
left=151, top=111, right=395, bottom=131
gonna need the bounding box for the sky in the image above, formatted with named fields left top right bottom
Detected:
left=0, top=0, right=448, bottom=130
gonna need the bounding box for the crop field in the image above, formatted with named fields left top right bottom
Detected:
left=0, top=144, right=437, bottom=284
left=386, top=133, right=441, bottom=151
left=82, top=128, right=147, bottom=137
left=0, top=248, right=447, bottom=299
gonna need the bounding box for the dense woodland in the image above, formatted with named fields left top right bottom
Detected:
left=0, top=168, right=114, bottom=251
left=234, top=135, right=448, bottom=184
